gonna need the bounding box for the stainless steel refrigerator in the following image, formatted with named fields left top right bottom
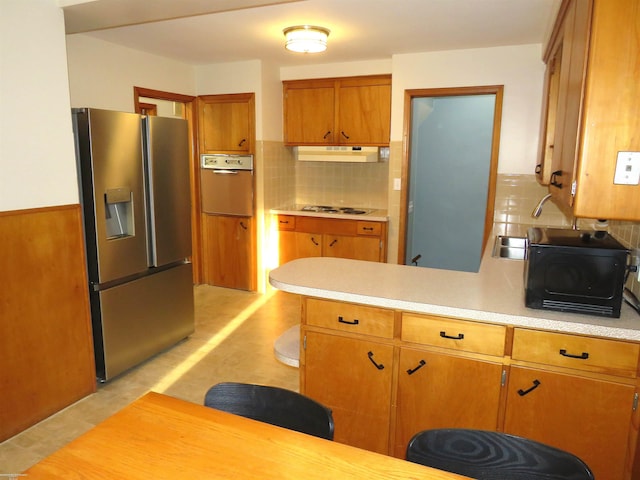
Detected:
left=72, top=108, right=194, bottom=382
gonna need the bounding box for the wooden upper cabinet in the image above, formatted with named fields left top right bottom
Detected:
left=337, top=77, right=392, bottom=146
left=284, top=81, right=335, bottom=144
left=539, top=0, right=640, bottom=220
left=198, top=93, right=254, bottom=154
left=283, top=75, right=391, bottom=146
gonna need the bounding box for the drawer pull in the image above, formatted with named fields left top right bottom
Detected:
left=517, top=379, right=541, bottom=396
left=338, top=316, right=359, bottom=326
left=407, top=359, right=426, bottom=375
left=367, top=351, right=385, bottom=370
left=559, top=349, right=589, bottom=360
left=279, top=220, right=289, bottom=224
left=362, top=227, right=374, bottom=231
left=440, top=331, right=464, bottom=340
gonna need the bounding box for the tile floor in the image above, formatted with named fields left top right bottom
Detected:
left=0, top=285, right=300, bottom=474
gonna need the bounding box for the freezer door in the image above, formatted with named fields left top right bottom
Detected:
left=78, top=109, right=149, bottom=283
left=94, top=263, right=194, bottom=381
left=145, top=116, right=192, bottom=266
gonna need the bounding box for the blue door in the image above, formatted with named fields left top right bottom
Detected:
left=406, top=94, right=496, bottom=272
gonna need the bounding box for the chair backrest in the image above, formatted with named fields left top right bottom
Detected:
left=204, top=382, right=334, bottom=440
left=406, top=429, right=594, bottom=480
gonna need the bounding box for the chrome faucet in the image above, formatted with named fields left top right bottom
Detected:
left=531, top=193, right=553, bottom=218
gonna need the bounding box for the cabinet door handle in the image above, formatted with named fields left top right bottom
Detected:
left=559, top=349, right=589, bottom=360
left=311, top=237, right=319, bottom=246
left=338, top=316, right=359, bottom=325
left=239, top=221, right=247, bottom=230
left=517, top=379, right=541, bottom=396
left=367, top=351, right=385, bottom=370
left=550, top=170, right=563, bottom=189
left=407, top=359, right=426, bottom=375
left=341, top=131, right=350, bottom=139
left=238, top=138, right=247, bottom=147
left=323, top=131, right=331, bottom=139
left=440, top=331, right=464, bottom=340
left=329, top=239, right=338, bottom=247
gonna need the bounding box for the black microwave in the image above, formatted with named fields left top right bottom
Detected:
left=524, top=228, right=629, bottom=318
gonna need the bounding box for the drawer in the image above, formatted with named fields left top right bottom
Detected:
left=305, top=298, right=394, bottom=339
left=401, top=313, right=506, bottom=357
left=512, top=329, right=640, bottom=377
left=277, top=215, right=295, bottom=231
left=357, top=221, right=381, bottom=236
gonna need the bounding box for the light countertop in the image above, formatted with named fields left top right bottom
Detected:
left=270, top=206, right=389, bottom=222
left=269, top=250, right=640, bottom=342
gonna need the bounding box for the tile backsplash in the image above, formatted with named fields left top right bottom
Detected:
left=295, top=160, right=388, bottom=208
left=494, top=174, right=640, bottom=298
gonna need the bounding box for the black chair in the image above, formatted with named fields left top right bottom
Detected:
left=406, top=429, right=594, bottom=480
left=204, top=382, right=334, bottom=440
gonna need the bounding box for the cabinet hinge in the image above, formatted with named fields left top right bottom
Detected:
left=303, top=334, right=307, bottom=350
left=571, top=180, right=577, bottom=196
left=501, top=369, right=507, bottom=387
left=633, top=392, right=639, bottom=411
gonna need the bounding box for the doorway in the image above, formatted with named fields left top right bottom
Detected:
left=399, top=86, right=503, bottom=272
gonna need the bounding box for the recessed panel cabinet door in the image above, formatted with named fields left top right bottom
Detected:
left=504, top=366, right=635, bottom=480
left=393, top=347, right=504, bottom=458
left=303, top=331, right=394, bottom=454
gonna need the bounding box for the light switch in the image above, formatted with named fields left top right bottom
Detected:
left=393, top=178, right=401, bottom=190
left=614, top=151, right=640, bottom=185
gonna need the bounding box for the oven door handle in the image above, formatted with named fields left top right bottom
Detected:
left=212, top=169, right=239, bottom=175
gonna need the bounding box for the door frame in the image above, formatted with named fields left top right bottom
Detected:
left=133, top=87, right=202, bottom=283
left=397, top=85, right=504, bottom=264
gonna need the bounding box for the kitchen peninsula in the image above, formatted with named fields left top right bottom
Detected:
left=269, top=253, right=640, bottom=480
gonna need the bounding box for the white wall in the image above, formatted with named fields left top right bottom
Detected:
left=66, top=35, right=196, bottom=111
left=392, top=44, right=546, bottom=174
left=0, top=0, right=79, bottom=211
left=196, top=60, right=263, bottom=138
left=281, top=59, right=392, bottom=81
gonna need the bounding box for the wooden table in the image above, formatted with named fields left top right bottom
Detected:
left=24, top=392, right=469, bottom=479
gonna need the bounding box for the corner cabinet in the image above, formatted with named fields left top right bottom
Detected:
left=536, top=0, right=640, bottom=220
left=298, top=297, right=640, bottom=479
left=198, top=93, right=254, bottom=154
left=277, top=215, right=387, bottom=264
left=283, top=75, right=391, bottom=146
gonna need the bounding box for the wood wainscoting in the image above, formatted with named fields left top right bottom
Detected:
left=0, top=204, right=96, bottom=442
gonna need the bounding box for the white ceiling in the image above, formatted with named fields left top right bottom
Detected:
left=61, top=0, right=562, bottom=67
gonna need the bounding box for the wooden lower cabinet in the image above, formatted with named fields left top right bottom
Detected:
left=504, top=366, right=636, bottom=480
left=393, top=348, right=504, bottom=457
left=277, top=215, right=387, bottom=264
left=299, top=297, right=640, bottom=478
left=323, top=234, right=381, bottom=261
left=279, top=231, right=321, bottom=264
left=303, top=331, right=394, bottom=454
left=202, top=214, right=255, bottom=290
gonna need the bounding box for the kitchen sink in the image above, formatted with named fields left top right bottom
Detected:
left=492, top=235, right=527, bottom=260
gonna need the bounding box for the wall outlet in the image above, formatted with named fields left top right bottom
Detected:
left=614, top=151, right=640, bottom=185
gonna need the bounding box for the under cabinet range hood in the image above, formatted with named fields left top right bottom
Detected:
left=295, top=146, right=380, bottom=163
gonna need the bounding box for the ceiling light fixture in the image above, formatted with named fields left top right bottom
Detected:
left=283, top=25, right=330, bottom=53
